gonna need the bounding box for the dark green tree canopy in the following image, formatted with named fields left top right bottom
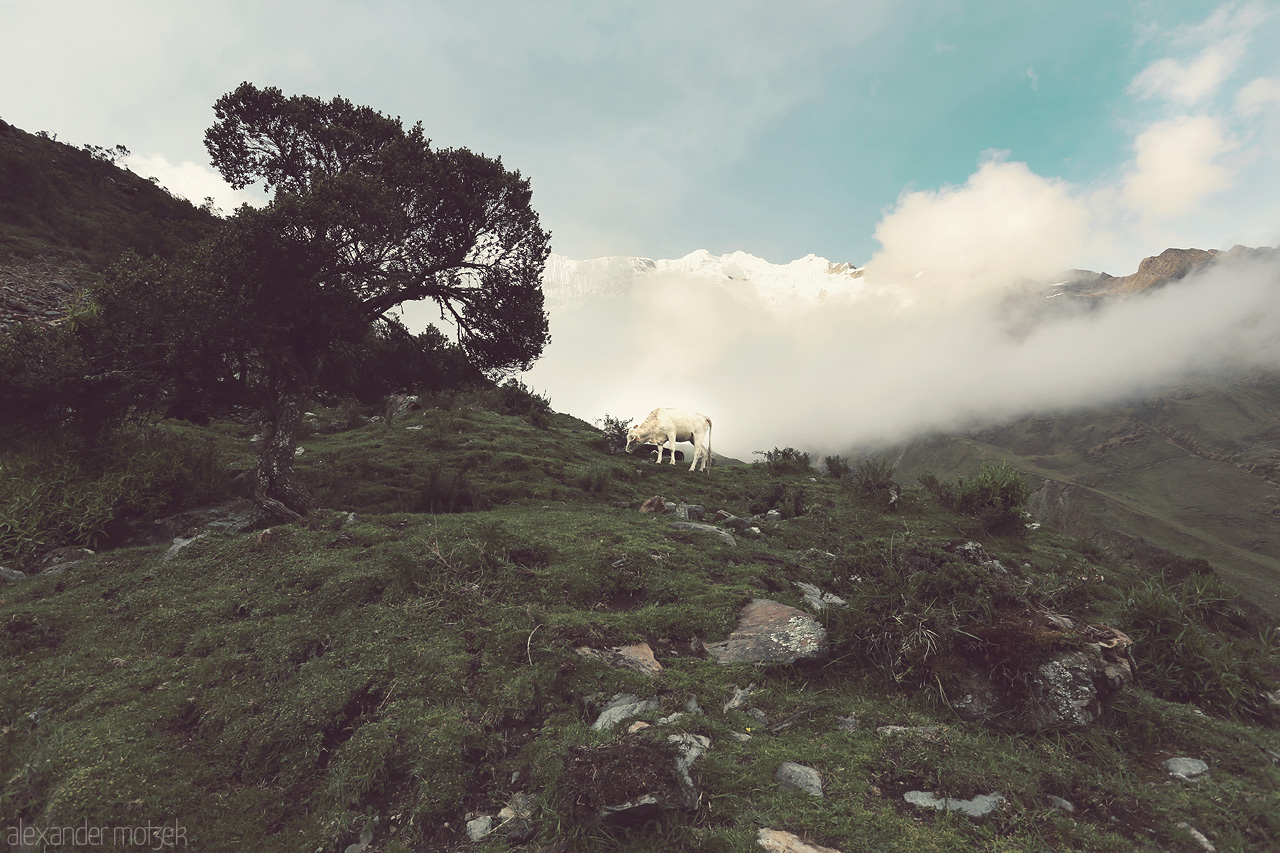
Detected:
left=205, top=82, right=551, bottom=373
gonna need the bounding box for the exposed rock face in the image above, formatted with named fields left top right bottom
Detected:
left=706, top=599, right=829, bottom=665
left=950, top=609, right=1135, bottom=731
left=1108, top=247, right=1219, bottom=294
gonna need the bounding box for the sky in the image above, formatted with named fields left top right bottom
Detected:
left=4, top=0, right=1279, bottom=273
left=5, top=1, right=1280, bottom=457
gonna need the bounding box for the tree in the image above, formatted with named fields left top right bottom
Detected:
left=93, top=83, right=552, bottom=519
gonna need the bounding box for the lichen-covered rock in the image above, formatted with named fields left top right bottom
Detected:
left=706, top=600, right=828, bottom=665
left=949, top=608, right=1135, bottom=731
left=903, top=790, right=1005, bottom=820
left=774, top=762, right=823, bottom=797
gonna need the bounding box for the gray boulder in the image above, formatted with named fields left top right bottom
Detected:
left=774, top=762, right=823, bottom=797
left=706, top=600, right=828, bottom=665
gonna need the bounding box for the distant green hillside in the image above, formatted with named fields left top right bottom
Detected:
left=0, top=119, right=217, bottom=266
left=895, top=368, right=1280, bottom=617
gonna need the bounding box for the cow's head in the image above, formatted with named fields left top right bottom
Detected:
left=624, top=428, right=641, bottom=453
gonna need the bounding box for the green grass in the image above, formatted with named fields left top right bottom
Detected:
left=2, top=395, right=1278, bottom=851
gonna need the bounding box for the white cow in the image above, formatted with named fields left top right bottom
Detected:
left=625, top=408, right=713, bottom=472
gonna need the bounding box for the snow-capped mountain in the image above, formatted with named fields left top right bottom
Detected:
left=542, top=249, right=866, bottom=308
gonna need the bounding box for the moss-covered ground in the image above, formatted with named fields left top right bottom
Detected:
left=2, top=399, right=1278, bottom=851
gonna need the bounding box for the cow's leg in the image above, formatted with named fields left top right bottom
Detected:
left=666, top=435, right=677, bottom=464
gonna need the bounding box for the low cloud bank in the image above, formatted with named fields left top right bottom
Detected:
left=526, top=246, right=1280, bottom=460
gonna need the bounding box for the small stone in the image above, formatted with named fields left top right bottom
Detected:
left=1162, top=757, right=1210, bottom=782
left=774, top=762, right=823, bottom=797
left=833, top=715, right=860, bottom=732
left=1047, top=795, right=1076, bottom=814
left=465, top=815, right=493, bottom=841
left=757, top=828, right=844, bottom=853
left=669, top=521, right=736, bottom=546
left=903, top=790, right=1004, bottom=820
left=0, top=566, right=28, bottom=583
left=591, top=693, right=660, bottom=731
left=724, top=683, right=757, bottom=712
left=1176, top=821, right=1217, bottom=852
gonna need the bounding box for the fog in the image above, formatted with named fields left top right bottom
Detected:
left=522, top=161, right=1280, bottom=460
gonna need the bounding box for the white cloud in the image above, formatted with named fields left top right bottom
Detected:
left=865, top=157, right=1094, bottom=294
left=1121, top=116, right=1236, bottom=218
left=1130, top=44, right=1242, bottom=104
left=1128, top=2, right=1268, bottom=104
left=124, top=153, right=265, bottom=214
left=1236, top=77, right=1280, bottom=116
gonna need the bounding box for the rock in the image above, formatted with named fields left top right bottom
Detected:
left=706, top=600, right=828, bottom=665
left=591, top=693, right=660, bottom=731
left=724, top=683, right=757, bottom=712
left=903, top=791, right=1005, bottom=820
left=757, top=828, right=844, bottom=853
left=950, top=617, right=1135, bottom=731
left=669, top=521, right=736, bottom=546
left=833, top=715, right=860, bottom=732
left=673, top=503, right=706, bottom=521
left=722, top=516, right=754, bottom=532
left=876, top=725, right=947, bottom=741
left=385, top=393, right=420, bottom=422
left=575, top=643, right=664, bottom=678
left=1, top=566, right=28, bottom=583
left=774, top=762, right=823, bottom=797
left=669, top=733, right=710, bottom=791
left=639, top=496, right=666, bottom=513
left=1163, top=757, right=1210, bottom=782
left=1176, top=821, right=1217, bottom=852
left=465, top=815, right=493, bottom=841
left=35, top=547, right=94, bottom=576
left=155, top=498, right=267, bottom=539
left=162, top=534, right=206, bottom=563
left=795, top=581, right=847, bottom=612
left=563, top=732, right=705, bottom=823
left=765, top=509, right=782, bottom=521
left=342, top=822, right=374, bottom=853
left=1047, top=795, right=1076, bottom=814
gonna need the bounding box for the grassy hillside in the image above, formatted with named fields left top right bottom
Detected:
left=895, top=368, right=1280, bottom=618
left=0, top=119, right=217, bottom=265
left=3, top=394, right=1278, bottom=851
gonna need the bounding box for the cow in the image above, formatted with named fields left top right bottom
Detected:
left=625, top=408, right=713, bottom=472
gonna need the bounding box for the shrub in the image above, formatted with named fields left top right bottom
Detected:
left=496, top=378, right=551, bottom=418
left=956, top=462, right=1030, bottom=534
left=597, top=414, right=632, bottom=455
left=852, top=455, right=898, bottom=496
left=0, top=428, right=230, bottom=561
left=753, top=446, right=811, bottom=474
left=918, top=470, right=956, bottom=508
left=822, top=455, right=849, bottom=479
left=1114, top=572, right=1279, bottom=721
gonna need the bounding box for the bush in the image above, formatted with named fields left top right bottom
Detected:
left=1114, top=572, right=1279, bottom=721
left=597, top=414, right=632, bottom=455
left=852, top=455, right=897, bottom=495
left=956, top=462, right=1030, bottom=534
left=753, top=446, right=811, bottom=474
left=0, top=428, right=230, bottom=561
left=921, top=463, right=1029, bottom=534
left=822, top=455, right=849, bottom=479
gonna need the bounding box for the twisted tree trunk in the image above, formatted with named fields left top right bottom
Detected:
left=252, top=389, right=318, bottom=521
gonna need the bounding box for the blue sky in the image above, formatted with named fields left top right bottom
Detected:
left=3, top=0, right=1279, bottom=273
